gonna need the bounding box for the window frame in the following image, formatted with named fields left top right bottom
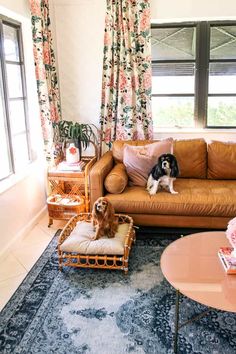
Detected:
left=0, top=14, right=31, bottom=182
left=151, top=20, right=236, bottom=129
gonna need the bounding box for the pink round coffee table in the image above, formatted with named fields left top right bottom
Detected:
left=161, top=231, right=236, bottom=353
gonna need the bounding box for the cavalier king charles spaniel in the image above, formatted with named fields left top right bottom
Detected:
left=92, top=197, right=118, bottom=240
left=146, top=153, right=179, bottom=195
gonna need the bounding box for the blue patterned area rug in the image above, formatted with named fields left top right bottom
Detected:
left=0, top=231, right=236, bottom=354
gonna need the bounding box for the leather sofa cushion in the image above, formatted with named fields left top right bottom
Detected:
left=105, top=179, right=236, bottom=217
left=104, top=163, right=128, bottom=194
left=174, top=139, right=207, bottom=178
left=208, top=140, right=236, bottom=179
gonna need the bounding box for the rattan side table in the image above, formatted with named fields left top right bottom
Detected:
left=47, top=157, right=96, bottom=226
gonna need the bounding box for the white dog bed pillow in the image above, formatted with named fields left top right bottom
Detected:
left=60, top=221, right=130, bottom=255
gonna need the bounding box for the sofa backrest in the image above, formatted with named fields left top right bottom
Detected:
left=174, top=139, right=207, bottom=178
left=208, top=140, right=236, bottom=179
left=112, top=138, right=207, bottom=179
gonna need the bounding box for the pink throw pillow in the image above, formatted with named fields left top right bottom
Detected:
left=123, top=139, right=173, bottom=186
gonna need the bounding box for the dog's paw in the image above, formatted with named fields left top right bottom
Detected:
left=149, top=190, right=156, bottom=196
left=171, top=191, right=178, bottom=194
left=91, top=232, right=99, bottom=240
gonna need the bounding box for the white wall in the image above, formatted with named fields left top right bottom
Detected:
left=0, top=1, right=46, bottom=256
left=51, top=0, right=106, bottom=126
left=151, top=0, right=236, bottom=22
left=0, top=0, right=29, bottom=16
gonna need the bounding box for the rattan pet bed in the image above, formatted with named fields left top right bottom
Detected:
left=58, top=213, right=135, bottom=274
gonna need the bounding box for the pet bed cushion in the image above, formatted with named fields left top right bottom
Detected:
left=123, top=139, right=173, bottom=186
left=60, top=221, right=130, bottom=255
left=104, top=163, right=128, bottom=194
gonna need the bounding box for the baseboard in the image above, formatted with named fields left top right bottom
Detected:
left=0, top=205, right=47, bottom=261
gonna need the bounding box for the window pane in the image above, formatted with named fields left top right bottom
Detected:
left=152, top=63, right=194, bottom=94
left=0, top=74, right=12, bottom=179
left=152, top=63, right=195, bottom=94
left=152, top=96, right=194, bottom=128
left=3, top=24, right=20, bottom=62
left=152, top=27, right=196, bottom=60
left=210, top=26, right=236, bottom=60
left=6, top=64, right=23, bottom=98
left=0, top=123, right=11, bottom=179
left=207, top=97, right=236, bottom=126
left=12, top=133, right=30, bottom=171
left=152, top=76, right=194, bottom=94
left=0, top=95, right=11, bottom=179
left=0, top=19, right=30, bottom=179
left=9, top=100, right=26, bottom=134
left=209, top=63, right=236, bottom=94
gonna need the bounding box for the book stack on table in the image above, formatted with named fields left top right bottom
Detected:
left=57, top=160, right=86, bottom=172
left=218, top=247, right=236, bottom=274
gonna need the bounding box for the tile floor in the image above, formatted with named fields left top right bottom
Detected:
left=0, top=212, right=67, bottom=311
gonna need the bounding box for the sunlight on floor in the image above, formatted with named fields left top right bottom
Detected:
left=0, top=212, right=66, bottom=311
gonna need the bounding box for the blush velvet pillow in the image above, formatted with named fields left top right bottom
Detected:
left=123, top=139, right=173, bottom=186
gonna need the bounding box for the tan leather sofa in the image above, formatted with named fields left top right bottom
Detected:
left=89, top=139, right=236, bottom=229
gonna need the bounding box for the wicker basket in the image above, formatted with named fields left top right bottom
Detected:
left=58, top=213, right=135, bottom=274
left=47, top=194, right=85, bottom=221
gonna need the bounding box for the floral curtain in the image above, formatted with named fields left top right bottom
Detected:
left=100, top=0, right=153, bottom=150
left=29, top=0, right=61, bottom=162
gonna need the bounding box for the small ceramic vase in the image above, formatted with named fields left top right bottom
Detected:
left=66, top=143, right=79, bottom=164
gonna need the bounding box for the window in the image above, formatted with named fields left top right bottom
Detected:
left=0, top=16, right=31, bottom=181
left=151, top=21, right=236, bottom=129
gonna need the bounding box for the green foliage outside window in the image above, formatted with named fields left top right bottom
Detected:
left=153, top=101, right=194, bottom=128
left=208, top=102, right=236, bottom=126
left=153, top=101, right=236, bottom=128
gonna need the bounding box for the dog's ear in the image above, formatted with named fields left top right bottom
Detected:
left=151, top=162, right=163, bottom=180
left=104, top=201, right=115, bottom=220
left=170, top=156, right=179, bottom=178
left=92, top=201, right=97, bottom=218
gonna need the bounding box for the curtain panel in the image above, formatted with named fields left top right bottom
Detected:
left=100, top=0, right=153, bottom=150
left=29, top=0, right=61, bottom=162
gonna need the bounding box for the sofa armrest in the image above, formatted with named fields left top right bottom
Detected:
left=89, top=151, right=114, bottom=210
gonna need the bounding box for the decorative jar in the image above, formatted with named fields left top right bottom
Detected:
left=66, top=143, right=79, bottom=164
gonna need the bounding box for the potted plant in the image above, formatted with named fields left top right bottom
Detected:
left=53, top=120, right=99, bottom=161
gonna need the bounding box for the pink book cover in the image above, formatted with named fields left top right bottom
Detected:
left=218, top=247, right=236, bottom=275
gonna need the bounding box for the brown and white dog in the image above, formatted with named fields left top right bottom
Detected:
left=92, top=197, right=118, bottom=240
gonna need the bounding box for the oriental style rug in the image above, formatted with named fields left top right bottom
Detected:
left=0, top=231, right=236, bottom=354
